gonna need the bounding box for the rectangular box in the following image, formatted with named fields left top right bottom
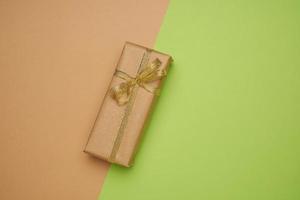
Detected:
left=84, top=42, right=172, bottom=167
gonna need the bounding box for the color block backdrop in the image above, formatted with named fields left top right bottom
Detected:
left=100, top=0, right=300, bottom=199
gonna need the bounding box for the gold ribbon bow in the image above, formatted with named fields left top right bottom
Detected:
left=110, top=58, right=166, bottom=105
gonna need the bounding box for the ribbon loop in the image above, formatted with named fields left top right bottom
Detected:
left=110, top=58, right=166, bottom=105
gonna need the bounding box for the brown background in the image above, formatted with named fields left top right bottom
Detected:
left=0, top=0, right=169, bottom=199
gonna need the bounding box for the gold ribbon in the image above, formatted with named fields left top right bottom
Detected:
left=108, top=56, right=167, bottom=165
left=110, top=58, right=166, bottom=105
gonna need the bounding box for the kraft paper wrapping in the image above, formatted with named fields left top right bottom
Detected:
left=85, top=42, right=172, bottom=167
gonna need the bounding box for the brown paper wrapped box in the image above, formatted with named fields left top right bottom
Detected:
left=84, top=42, right=172, bottom=167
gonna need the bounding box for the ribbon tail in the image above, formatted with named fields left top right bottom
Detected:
left=139, top=83, right=160, bottom=95
left=110, top=82, right=132, bottom=105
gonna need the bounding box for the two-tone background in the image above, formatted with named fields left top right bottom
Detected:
left=1, top=0, right=299, bottom=199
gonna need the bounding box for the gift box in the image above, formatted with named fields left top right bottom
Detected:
left=84, top=42, right=172, bottom=167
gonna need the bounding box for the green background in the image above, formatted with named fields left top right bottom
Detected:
left=100, top=0, right=300, bottom=199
